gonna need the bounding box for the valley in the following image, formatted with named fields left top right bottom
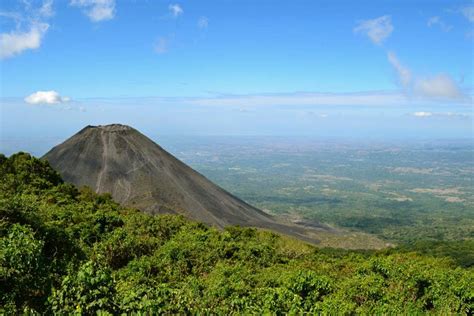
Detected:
left=158, top=137, right=474, bottom=256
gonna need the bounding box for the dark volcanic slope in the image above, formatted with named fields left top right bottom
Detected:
left=43, top=124, right=336, bottom=244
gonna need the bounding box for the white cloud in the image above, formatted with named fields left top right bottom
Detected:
left=0, top=0, right=53, bottom=59
left=0, top=22, right=49, bottom=59
left=168, top=4, right=183, bottom=17
left=387, top=52, right=412, bottom=88
left=71, top=0, right=115, bottom=22
left=411, top=111, right=470, bottom=119
left=461, top=5, right=474, bottom=22
left=24, top=91, right=70, bottom=105
left=198, top=16, right=208, bottom=29
left=154, top=37, right=168, bottom=54
left=414, top=74, right=463, bottom=99
left=354, top=15, right=393, bottom=45
left=412, top=111, right=433, bottom=117
left=427, top=16, right=452, bottom=32
left=387, top=52, right=463, bottom=100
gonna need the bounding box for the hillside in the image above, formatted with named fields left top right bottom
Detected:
left=0, top=153, right=472, bottom=314
left=42, top=124, right=384, bottom=248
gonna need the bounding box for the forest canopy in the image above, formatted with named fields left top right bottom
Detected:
left=0, top=153, right=473, bottom=314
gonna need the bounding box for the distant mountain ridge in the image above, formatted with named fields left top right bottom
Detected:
left=43, top=124, right=377, bottom=246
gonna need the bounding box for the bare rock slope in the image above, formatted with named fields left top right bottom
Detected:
left=43, top=124, right=365, bottom=246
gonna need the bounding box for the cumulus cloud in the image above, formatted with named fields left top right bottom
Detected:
left=168, top=4, right=183, bottom=17
left=0, top=0, right=53, bottom=59
left=198, top=16, right=208, bottom=29
left=387, top=52, right=463, bottom=100
left=24, top=91, right=70, bottom=105
left=0, top=22, right=49, bottom=59
left=427, top=16, right=452, bottom=32
left=154, top=37, right=168, bottom=54
left=71, top=0, right=115, bottom=22
left=354, top=15, right=393, bottom=45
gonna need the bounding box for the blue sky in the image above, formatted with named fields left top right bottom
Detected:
left=0, top=0, right=473, bottom=149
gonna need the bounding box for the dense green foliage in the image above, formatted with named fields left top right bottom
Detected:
left=1, top=153, right=473, bottom=314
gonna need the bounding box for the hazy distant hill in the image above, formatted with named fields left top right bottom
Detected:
left=43, top=124, right=359, bottom=246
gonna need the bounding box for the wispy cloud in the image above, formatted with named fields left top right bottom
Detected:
left=307, top=112, right=329, bottom=118
left=427, top=16, right=452, bottom=32
left=387, top=52, right=464, bottom=100
left=168, top=4, right=183, bottom=17
left=70, top=0, right=115, bottom=22
left=0, top=0, right=53, bottom=59
left=180, top=91, right=471, bottom=108
left=411, top=111, right=470, bottom=119
left=354, top=15, right=393, bottom=45
left=53, top=91, right=471, bottom=111
left=461, top=5, right=474, bottom=22
left=198, top=16, right=208, bottom=29
left=185, top=92, right=405, bottom=107
left=39, top=0, right=54, bottom=18
left=24, top=90, right=70, bottom=105
left=412, top=111, right=433, bottom=117
left=387, top=52, right=412, bottom=88
left=154, top=37, right=168, bottom=54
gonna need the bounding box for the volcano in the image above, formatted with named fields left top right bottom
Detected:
left=43, top=124, right=335, bottom=244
